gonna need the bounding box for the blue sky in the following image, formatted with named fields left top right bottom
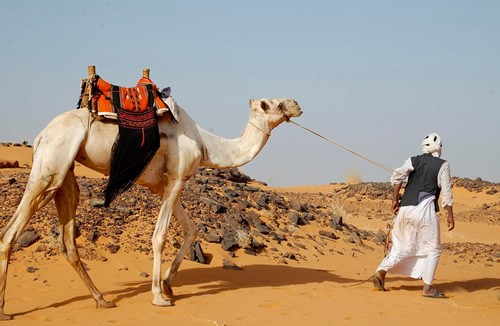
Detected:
left=1, top=1, right=498, bottom=186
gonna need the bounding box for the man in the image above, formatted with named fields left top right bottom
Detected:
left=371, top=132, right=455, bottom=298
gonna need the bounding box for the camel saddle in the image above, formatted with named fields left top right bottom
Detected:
left=76, top=74, right=176, bottom=206
left=84, top=75, right=172, bottom=120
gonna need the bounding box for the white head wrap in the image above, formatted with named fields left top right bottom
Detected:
left=421, top=132, right=442, bottom=157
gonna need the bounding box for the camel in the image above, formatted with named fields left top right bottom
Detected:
left=0, top=72, right=302, bottom=319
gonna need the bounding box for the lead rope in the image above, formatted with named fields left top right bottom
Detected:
left=287, top=120, right=399, bottom=175
left=287, top=117, right=402, bottom=280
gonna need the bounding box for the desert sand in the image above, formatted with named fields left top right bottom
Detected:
left=0, top=144, right=498, bottom=326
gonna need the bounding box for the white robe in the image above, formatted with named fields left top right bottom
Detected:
left=376, top=196, right=442, bottom=284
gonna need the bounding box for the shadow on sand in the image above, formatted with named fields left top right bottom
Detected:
left=387, top=277, right=500, bottom=293
left=115, top=264, right=359, bottom=302
left=12, top=264, right=355, bottom=317
left=11, top=264, right=500, bottom=317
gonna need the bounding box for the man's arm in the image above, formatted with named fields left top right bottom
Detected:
left=392, top=183, right=402, bottom=215
left=390, top=158, right=413, bottom=215
left=438, top=161, right=455, bottom=231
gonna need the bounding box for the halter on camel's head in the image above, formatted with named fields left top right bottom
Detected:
left=246, top=98, right=302, bottom=137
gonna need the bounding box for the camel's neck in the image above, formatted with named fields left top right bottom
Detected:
left=198, top=116, right=271, bottom=168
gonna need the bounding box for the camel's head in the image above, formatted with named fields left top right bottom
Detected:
left=249, top=98, right=303, bottom=130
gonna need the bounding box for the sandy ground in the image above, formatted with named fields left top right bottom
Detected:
left=0, top=144, right=499, bottom=325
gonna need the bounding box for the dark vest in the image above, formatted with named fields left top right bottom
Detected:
left=400, top=154, right=446, bottom=212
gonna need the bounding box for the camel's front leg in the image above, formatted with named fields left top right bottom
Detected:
left=162, top=201, right=198, bottom=297
left=151, top=180, right=184, bottom=306
left=54, top=170, right=115, bottom=309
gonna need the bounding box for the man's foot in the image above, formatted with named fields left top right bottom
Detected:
left=370, top=274, right=386, bottom=291
left=422, top=288, right=448, bottom=298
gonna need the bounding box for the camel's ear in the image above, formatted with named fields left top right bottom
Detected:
left=260, top=100, right=270, bottom=112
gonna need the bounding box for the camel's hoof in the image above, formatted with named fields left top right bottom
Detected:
left=162, top=281, right=174, bottom=297
left=97, top=300, right=117, bottom=309
left=0, top=312, right=13, bottom=320
left=152, top=298, right=173, bottom=307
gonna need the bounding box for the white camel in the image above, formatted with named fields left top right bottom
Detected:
left=0, top=85, right=302, bottom=319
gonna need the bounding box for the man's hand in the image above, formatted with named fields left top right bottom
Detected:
left=447, top=216, right=455, bottom=231
left=392, top=200, right=400, bottom=215
left=444, top=205, right=455, bottom=231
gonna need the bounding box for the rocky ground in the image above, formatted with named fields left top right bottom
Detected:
left=0, top=165, right=498, bottom=268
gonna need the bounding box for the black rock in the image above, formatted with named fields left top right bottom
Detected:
left=17, top=230, right=39, bottom=248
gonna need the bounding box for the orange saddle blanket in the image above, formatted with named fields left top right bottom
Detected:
left=90, top=76, right=170, bottom=119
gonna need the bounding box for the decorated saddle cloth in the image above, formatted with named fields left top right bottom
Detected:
left=79, top=75, right=177, bottom=207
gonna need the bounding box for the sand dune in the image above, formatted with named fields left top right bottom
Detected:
left=0, top=144, right=498, bottom=325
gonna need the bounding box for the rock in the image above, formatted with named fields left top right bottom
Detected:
left=246, top=210, right=261, bottom=225
left=302, top=212, right=315, bottom=221
left=255, top=223, right=272, bottom=235
left=319, top=230, right=339, bottom=240
left=106, top=243, right=120, bottom=254
left=374, top=229, right=387, bottom=244
left=331, top=215, right=343, bottom=229
left=223, top=187, right=239, bottom=199
left=206, top=231, right=222, bottom=243
left=27, top=266, right=39, bottom=273
left=220, top=228, right=239, bottom=251
left=242, top=185, right=259, bottom=192
left=227, top=168, right=252, bottom=183
left=486, top=188, right=497, bottom=195
left=35, top=244, right=47, bottom=252
left=244, top=248, right=257, bottom=255
left=290, top=198, right=302, bottom=211
left=235, top=199, right=251, bottom=211
left=190, top=241, right=209, bottom=264
left=249, top=239, right=266, bottom=253
left=0, top=160, right=19, bottom=168
left=87, top=230, right=99, bottom=242
left=198, top=223, right=207, bottom=232
left=287, top=211, right=300, bottom=225
left=17, top=231, right=39, bottom=248
left=350, top=232, right=363, bottom=244
left=270, top=231, right=287, bottom=242
left=201, top=198, right=226, bottom=214
left=90, top=198, right=105, bottom=207
left=294, top=242, right=307, bottom=250
left=222, top=259, right=243, bottom=270
left=255, top=194, right=268, bottom=208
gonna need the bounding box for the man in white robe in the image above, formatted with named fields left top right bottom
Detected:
left=371, top=133, right=455, bottom=298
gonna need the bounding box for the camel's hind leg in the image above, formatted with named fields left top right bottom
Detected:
left=54, top=170, right=115, bottom=309
left=0, top=111, right=93, bottom=319
left=0, top=195, right=49, bottom=320
left=0, top=164, right=66, bottom=319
